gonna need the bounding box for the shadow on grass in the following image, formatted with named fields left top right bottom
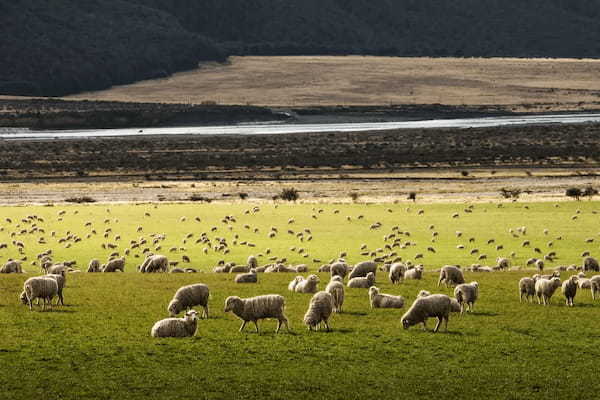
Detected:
left=469, top=311, right=499, bottom=317
left=342, top=311, right=368, bottom=316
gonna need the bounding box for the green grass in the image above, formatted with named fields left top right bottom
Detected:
left=1, top=200, right=600, bottom=399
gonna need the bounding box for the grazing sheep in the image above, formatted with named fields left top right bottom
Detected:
left=46, top=272, right=66, bottom=305
left=404, top=266, right=424, bottom=280
left=303, top=291, right=334, bottom=331
left=138, top=255, right=167, bottom=273
left=21, top=276, right=59, bottom=311
left=325, top=276, right=345, bottom=313
left=562, top=276, right=578, bottom=307
left=348, top=261, right=377, bottom=279
left=168, top=284, right=210, bottom=318
left=368, top=286, right=404, bottom=309
left=583, top=257, right=599, bottom=272
left=87, top=259, right=101, bottom=273
left=234, top=269, right=258, bottom=283
left=519, top=277, right=536, bottom=303
left=330, top=262, right=348, bottom=278
left=401, top=294, right=452, bottom=333
left=103, top=257, right=125, bottom=273
left=151, top=310, right=199, bottom=338
left=224, top=295, right=289, bottom=333
left=389, top=263, right=406, bottom=284
left=46, top=264, right=68, bottom=275
left=454, top=282, right=479, bottom=313
left=0, top=260, right=22, bottom=274
left=590, top=275, right=600, bottom=300
left=437, top=265, right=465, bottom=287
left=535, top=277, right=562, bottom=305
left=288, top=276, right=303, bottom=291
left=295, top=275, right=319, bottom=293
left=347, top=272, right=375, bottom=288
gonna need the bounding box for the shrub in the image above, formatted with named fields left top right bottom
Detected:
left=407, top=192, right=417, bottom=202
left=460, top=170, right=469, bottom=177
left=583, top=186, right=598, bottom=200
left=279, top=188, right=299, bottom=202
left=188, top=194, right=212, bottom=203
left=566, top=187, right=582, bottom=200
left=349, top=192, right=360, bottom=202
left=500, top=188, right=522, bottom=199
left=64, top=196, right=96, bottom=203
left=239, top=192, right=248, bottom=200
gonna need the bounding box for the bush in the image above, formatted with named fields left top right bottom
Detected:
left=566, top=187, right=582, bottom=200
left=349, top=192, right=360, bottom=202
left=407, top=192, right=417, bottom=202
left=279, top=188, right=299, bottom=202
left=239, top=192, right=248, bottom=200
left=460, top=170, right=469, bottom=177
left=500, top=188, right=522, bottom=199
left=188, top=194, right=212, bottom=203
left=583, top=186, right=598, bottom=199
left=64, top=196, right=96, bottom=203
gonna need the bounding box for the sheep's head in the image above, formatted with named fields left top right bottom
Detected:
left=368, top=286, right=379, bottom=297
left=471, top=282, right=479, bottom=288
left=551, top=277, right=562, bottom=287
left=185, top=310, right=199, bottom=322
left=417, top=290, right=431, bottom=298
left=401, top=315, right=413, bottom=330
left=330, top=276, right=343, bottom=283
left=167, top=299, right=180, bottom=316
left=366, top=272, right=375, bottom=282
left=308, top=275, right=319, bottom=283
left=224, top=296, right=242, bottom=313
left=19, top=291, right=28, bottom=304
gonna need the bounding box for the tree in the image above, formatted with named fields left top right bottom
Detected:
left=583, top=186, right=598, bottom=200
left=407, top=192, right=417, bottom=202
left=499, top=188, right=522, bottom=200
left=279, top=187, right=299, bottom=202
left=566, top=187, right=582, bottom=201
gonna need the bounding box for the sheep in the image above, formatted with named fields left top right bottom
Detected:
left=234, top=269, right=258, bottom=283
left=295, top=275, right=319, bottom=293
left=247, top=255, right=258, bottom=269
left=230, top=265, right=250, bottom=273
left=535, top=259, right=544, bottom=272
left=138, top=255, right=167, bottom=273
left=519, top=277, right=536, bottom=303
left=318, top=264, right=331, bottom=273
left=535, top=277, right=562, bottom=305
left=303, top=291, right=334, bottom=331
left=288, top=276, right=303, bottom=291
left=21, top=276, right=59, bottom=311
left=496, top=257, right=510, bottom=270
left=368, top=286, right=404, bottom=309
left=583, top=257, right=599, bottom=272
left=0, top=260, right=22, bottom=274
left=87, top=259, right=101, bottom=273
left=348, top=261, right=377, bottom=279
left=404, top=266, right=424, bottom=280
left=224, top=294, right=289, bottom=333
left=389, top=263, right=406, bottom=284
left=347, top=272, right=375, bottom=288
left=325, top=276, right=344, bottom=313
left=46, top=264, right=68, bottom=275
left=590, top=275, right=600, bottom=300
left=330, top=262, right=348, bottom=278
left=454, top=282, right=479, bottom=313
left=151, top=310, right=199, bottom=338
left=46, top=272, right=66, bottom=305
left=561, top=275, right=578, bottom=307
left=437, top=265, right=464, bottom=287
left=401, top=294, right=452, bottom=333
left=103, top=257, right=125, bottom=273
left=168, top=284, right=210, bottom=318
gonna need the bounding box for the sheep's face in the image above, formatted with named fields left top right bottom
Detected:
left=401, top=318, right=412, bottom=330
left=368, top=287, right=379, bottom=296
left=19, top=291, right=28, bottom=304
left=224, top=296, right=241, bottom=312
left=185, top=310, right=199, bottom=322
left=167, top=300, right=180, bottom=316
left=309, top=275, right=319, bottom=283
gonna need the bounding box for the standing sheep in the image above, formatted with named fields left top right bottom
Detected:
left=151, top=310, right=199, bottom=338
left=389, top=263, right=406, bottom=284
left=368, top=286, right=404, bottom=309
left=519, top=277, right=536, bottom=303
left=303, top=291, right=334, bottom=331
left=325, top=276, right=345, bottom=313
left=348, top=261, right=377, bottom=279
left=535, top=277, right=562, bottom=305
left=453, top=282, right=479, bottom=313
left=224, top=294, right=289, bottom=333
left=330, top=262, right=348, bottom=279
left=87, top=259, right=101, bottom=273
left=139, top=255, right=168, bottom=273
left=583, top=256, right=599, bottom=272
left=234, top=269, right=258, bottom=283
left=347, top=272, right=375, bottom=288
left=168, top=284, right=210, bottom=318
left=404, top=266, right=424, bottom=280
left=102, top=257, right=125, bottom=273
left=401, top=294, right=452, bottom=333
left=438, top=265, right=464, bottom=287
left=561, top=275, right=578, bottom=307
left=591, top=275, right=600, bottom=300
left=496, top=257, right=510, bottom=270
left=46, top=271, right=66, bottom=305
left=20, top=276, right=59, bottom=311
left=294, top=275, right=319, bottom=293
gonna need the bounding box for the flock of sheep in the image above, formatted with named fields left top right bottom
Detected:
left=2, top=204, right=600, bottom=337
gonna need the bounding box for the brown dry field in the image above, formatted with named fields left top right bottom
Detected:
left=67, top=56, right=600, bottom=111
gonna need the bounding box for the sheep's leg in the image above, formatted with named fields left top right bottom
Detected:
left=239, top=321, right=247, bottom=332
left=444, top=316, right=449, bottom=332
left=324, top=319, right=330, bottom=332
left=203, top=305, right=209, bottom=319
left=422, top=321, right=427, bottom=331
left=283, top=317, right=290, bottom=332
left=276, top=320, right=281, bottom=334
left=536, top=295, right=541, bottom=305
left=28, top=297, right=33, bottom=311
left=42, top=298, right=46, bottom=312
left=433, top=317, right=441, bottom=333
left=519, top=292, right=523, bottom=303
left=253, top=321, right=260, bottom=333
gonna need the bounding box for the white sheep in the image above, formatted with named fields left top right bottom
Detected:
left=401, top=294, right=452, bottom=333
left=288, top=276, right=303, bottom=291
left=389, top=263, right=406, bottom=284
left=294, top=275, right=319, bottom=293
left=404, top=266, right=424, bottom=280
left=234, top=269, right=258, bottom=283
left=583, top=256, right=599, bottom=272
left=496, top=257, right=510, bottom=270
left=303, top=291, right=334, bottom=331
left=561, top=275, right=578, bottom=307
left=453, top=282, right=478, bottom=313
left=138, top=255, right=167, bottom=273
left=519, top=277, right=536, bottom=303
left=103, top=257, right=125, bottom=273
left=20, top=276, right=59, bottom=311
left=151, top=310, right=199, bottom=338
left=247, top=255, right=258, bottom=269
left=590, top=275, right=600, bottom=300
left=348, top=261, right=377, bottom=279
left=46, top=272, right=66, bottom=306
left=535, top=277, right=562, bottom=305
left=224, top=294, right=289, bottom=333
left=438, top=265, right=464, bottom=287
left=168, top=284, right=210, bottom=317
left=87, top=259, right=101, bottom=273
left=0, top=260, right=22, bottom=274
left=347, top=272, right=375, bottom=288
left=325, top=276, right=344, bottom=313
left=368, top=286, right=404, bottom=309
left=330, top=262, right=348, bottom=278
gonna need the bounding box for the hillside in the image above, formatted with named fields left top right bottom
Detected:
left=3, top=0, right=600, bottom=96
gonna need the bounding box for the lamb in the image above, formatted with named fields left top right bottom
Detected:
left=561, top=275, right=578, bottom=307
left=0, top=260, right=22, bottom=274
left=348, top=261, right=377, bottom=279
left=46, top=271, right=66, bottom=305
left=389, top=263, right=406, bottom=284
left=288, top=276, right=303, bottom=292
left=303, top=291, right=334, bottom=331
left=151, top=310, right=199, bottom=338
left=437, top=265, right=465, bottom=287
left=294, top=275, right=319, bottom=293
left=138, top=255, right=167, bottom=273
left=20, top=276, right=59, bottom=311
left=347, top=272, right=375, bottom=288
left=453, top=282, right=479, bottom=313
left=519, top=277, right=536, bottom=303
left=168, top=284, right=210, bottom=318
left=535, top=277, right=562, bottom=305
left=234, top=269, right=258, bottom=283
left=330, top=262, right=348, bottom=278
left=102, top=257, right=125, bottom=273
left=368, top=286, right=404, bottom=309
left=325, top=276, right=344, bottom=313
left=224, top=294, right=289, bottom=333
left=87, top=259, right=101, bottom=273
left=401, top=294, right=452, bottom=333
left=583, top=256, right=599, bottom=272
left=404, top=266, right=424, bottom=280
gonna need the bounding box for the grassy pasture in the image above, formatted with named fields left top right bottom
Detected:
left=1, top=201, right=600, bottom=399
